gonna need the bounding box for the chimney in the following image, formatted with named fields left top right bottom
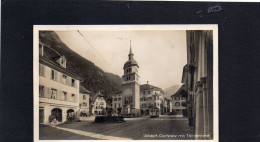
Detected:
left=147, top=81, right=149, bottom=84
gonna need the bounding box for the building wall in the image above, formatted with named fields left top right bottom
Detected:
left=171, top=95, right=186, bottom=115
left=186, top=30, right=213, bottom=139
left=79, top=92, right=89, bottom=115
left=140, top=88, right=164, bottom=114
left=112, top=93, right=123, bottom=113
left=122, top=82, right=140, bottom=111
left=39, top=63, right=80, bottom=124
left=92, top=97, right=106, bottom=115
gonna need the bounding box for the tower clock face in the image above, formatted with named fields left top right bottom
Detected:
left=123, top=88, right=132, bottom=97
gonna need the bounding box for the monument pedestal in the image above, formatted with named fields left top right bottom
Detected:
left=122, top=106, right=140, bottom=117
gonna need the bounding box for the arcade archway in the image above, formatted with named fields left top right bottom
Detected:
left=51, top=108, right=62, bottom=122
left=67, top=109, right=75, bottom=121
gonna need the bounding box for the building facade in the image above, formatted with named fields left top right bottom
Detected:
left=39, top=43, right=82, bottom=124
left=171, top=85, right=187, bottom=116
left=92, top=92, right=107, bottom=115
left=112, top=91, right=122, bottom=114
left=139, top=82, right=165, bottom=115
left=79, top=85, right=91, bottom=116
left=182, top=30, right=213, bottom=139
left=121, top=46, right=140, bottom=115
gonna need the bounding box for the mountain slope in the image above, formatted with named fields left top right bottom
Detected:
left=164, top=84, right=182, bottom=99
left=39, top=31, right=122, bottom=99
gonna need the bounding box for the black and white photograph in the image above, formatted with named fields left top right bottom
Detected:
left=34, top=25, right=218, bottom=141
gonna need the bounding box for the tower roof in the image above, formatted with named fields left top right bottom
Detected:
left=124, top=59, right=139, bottom=68
left=124, top=42, right=139, bottom=68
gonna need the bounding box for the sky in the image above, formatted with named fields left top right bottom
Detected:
left=55, top=30, right=187, bottom=89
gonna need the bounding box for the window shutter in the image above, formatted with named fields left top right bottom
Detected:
left=42, top=65, right=45, bottom=77
left=60, top=92, right=64, bottom=101
left=48, top=88, right=52, bottom=99
left=54, top=71, right=58, bottom=81
left=56, top=90, right=61, bottom=100
left=39, top=64, right=45, bottom=77
left=59, top=91, right=62, bottom=100
left=58, top=74, right=61, bottom=83
left=43, top=87, right=48, bottom=98
left=75, top=80, right=77, bottom=88
left=67, top=93, right=71, bottom=102
left=67, top=77, right=70, bottom=86
left=66, top=77, right=70, bottom=85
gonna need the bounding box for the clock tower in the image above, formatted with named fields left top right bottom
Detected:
left=121, top=43, right=140, bottom=115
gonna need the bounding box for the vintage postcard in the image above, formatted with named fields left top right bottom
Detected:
left=33, top=25, right=218, bottom=141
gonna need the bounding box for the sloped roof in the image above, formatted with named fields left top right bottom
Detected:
left=140, top=84, right=165, bottom=94
left=40, top=43, right=82, bottom=80
left=80, top=85, right=91, bottom=94
left=92, top=91, right=105, bottom=102
left=171, top=84, right=187, bottom=97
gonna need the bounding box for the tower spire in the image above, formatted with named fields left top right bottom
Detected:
left=129, top=40, right=133, bottom=54
left=128, top=40, right=134, bottom=60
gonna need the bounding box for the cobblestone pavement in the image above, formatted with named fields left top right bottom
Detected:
left=40, top=115, right=194, bottom=140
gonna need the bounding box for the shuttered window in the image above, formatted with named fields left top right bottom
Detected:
left=71, top=79, right=75, bottom=87
left=71, top=94, right=75, bottom=102
left=51, top=70, right=55, bottom=80
left=44, top=87, right=49, bottom=98
left=39, top=64, right=45, bottom=77
left=51, top=89, right=57, bottom=99
left=63, top=92, right=67, bottom=101
left=54, top=70, right=58, bottom=81
left=39, top=85, right=44, bottom=97
left=62, top=74, right=67, bottom=84
left=66, top=76, right=70, bottom=85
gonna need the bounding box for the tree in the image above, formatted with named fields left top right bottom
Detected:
left=117, top=107, right=122, bottom=116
